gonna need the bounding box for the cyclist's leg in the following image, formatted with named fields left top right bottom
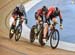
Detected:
left=52, top=17, right=57, bottom=26
left=20, top=15, right=24, bottom=24
left=36, top=20, right=39, bottom=27
left=38, top=16, right=42, bottom=22
left=50, top=17, right=57, bottom=30
left=43, top=23, right=48, bottom=38
left=10, top=15, right=17, bottom=33
left=43, top=22, right=48, bottom=43
left=18, top=12, right=25, bottom=25
left=36, top=16, right=42, bottom=29
left=12, top=15, right=17, bottom=28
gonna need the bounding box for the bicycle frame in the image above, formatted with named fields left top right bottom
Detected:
left=15, top=17, right=21, bottom=28
left=47, top=23, right=59, bottom=40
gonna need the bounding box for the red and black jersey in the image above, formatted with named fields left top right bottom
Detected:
left=37, top=8, right=43, bottom=16
left=46, top=6, right=62, bottom=19
left=12, top=8, right=24, bottom=17
left=35, top=8, right=43, bottom=20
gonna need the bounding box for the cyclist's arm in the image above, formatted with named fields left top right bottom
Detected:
left=12, top=9, right=18, bottom=17
left=23, top=7, right=27, bottom=19
left=59, top=11, right=63, bottom=25
left=35, top=12, right=38, bottom=20
left=12, top=10, right=16, bottom=18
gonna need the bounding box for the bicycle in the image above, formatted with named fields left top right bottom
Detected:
left=30, top=15, right=60, bottom=48
left=9, top=16, right=22, bottom=41
left=46, top=23, right=60, bottom=49
left=30, top=21, right=45, bottom=46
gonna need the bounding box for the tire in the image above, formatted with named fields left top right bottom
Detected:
left=15, top=25, right=22, bottom=41
left=9, top=26, right=15, bottom=39
left=50, top=29, right=60, bottom=49
left=30, top=25, right=36, bottom=43
left=39, top=29, right=45, bottom=46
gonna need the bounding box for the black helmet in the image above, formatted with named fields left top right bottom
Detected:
left=55, top=7, right=59, bottom=11
left=42, top=6, right=48, bottom=12
left=15, top=5, right=20, bottom=11
left=55, top=7, right=60, bottom=14
left=16, top=7, right=19, bottom=11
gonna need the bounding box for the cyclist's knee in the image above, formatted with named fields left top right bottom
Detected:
left=38, top=16, right=42, bottom=21
left=21, top=19, right=23, bottom=23
left=20, top=16, right=24, bottom=23
left=52, top=18, right=57, bottom=23
left=12, top=21, right=16, bottom=25
left=44, top=23, right=48, bottom=30
left=52, top=18, right=57, bottom=26
left=50, top=24, right=53, bottom=30
left=44, top=23, right=48, bottom=27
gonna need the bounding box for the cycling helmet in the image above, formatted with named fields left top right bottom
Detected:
left=55, top=7, right=59, bottom=11
left=55, top=7, right=60, bottom=15
left=14, top=5, right=20, bottom=11
left=42, top=6, right=48, bottom=12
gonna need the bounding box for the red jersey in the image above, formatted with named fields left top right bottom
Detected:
left=46, top=6, right=62, bottom=19
left=37, top=8, right=43, bottom=16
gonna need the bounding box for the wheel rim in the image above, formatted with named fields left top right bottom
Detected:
left=15, top=26, right=22, bottom=41
left=39, top=29, right=45, bottom=46
left=50, top=30, right=59, bottom=48
left=30, top=27, right=35, bottom=42
left=15, top=30, right=21, bottom=40
left=9, top=29, right=14, bottom=39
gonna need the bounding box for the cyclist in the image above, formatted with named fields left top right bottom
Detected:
left=35, top=6, right=48, bottom=26
left=11, top=4, right=27, bottom=32
left=35, top=6, right=48, bottom=44
left=43, top=6, right=63, bottom=44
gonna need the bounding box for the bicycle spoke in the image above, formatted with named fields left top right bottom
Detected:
left=50, top=29, right=59, bottom=49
